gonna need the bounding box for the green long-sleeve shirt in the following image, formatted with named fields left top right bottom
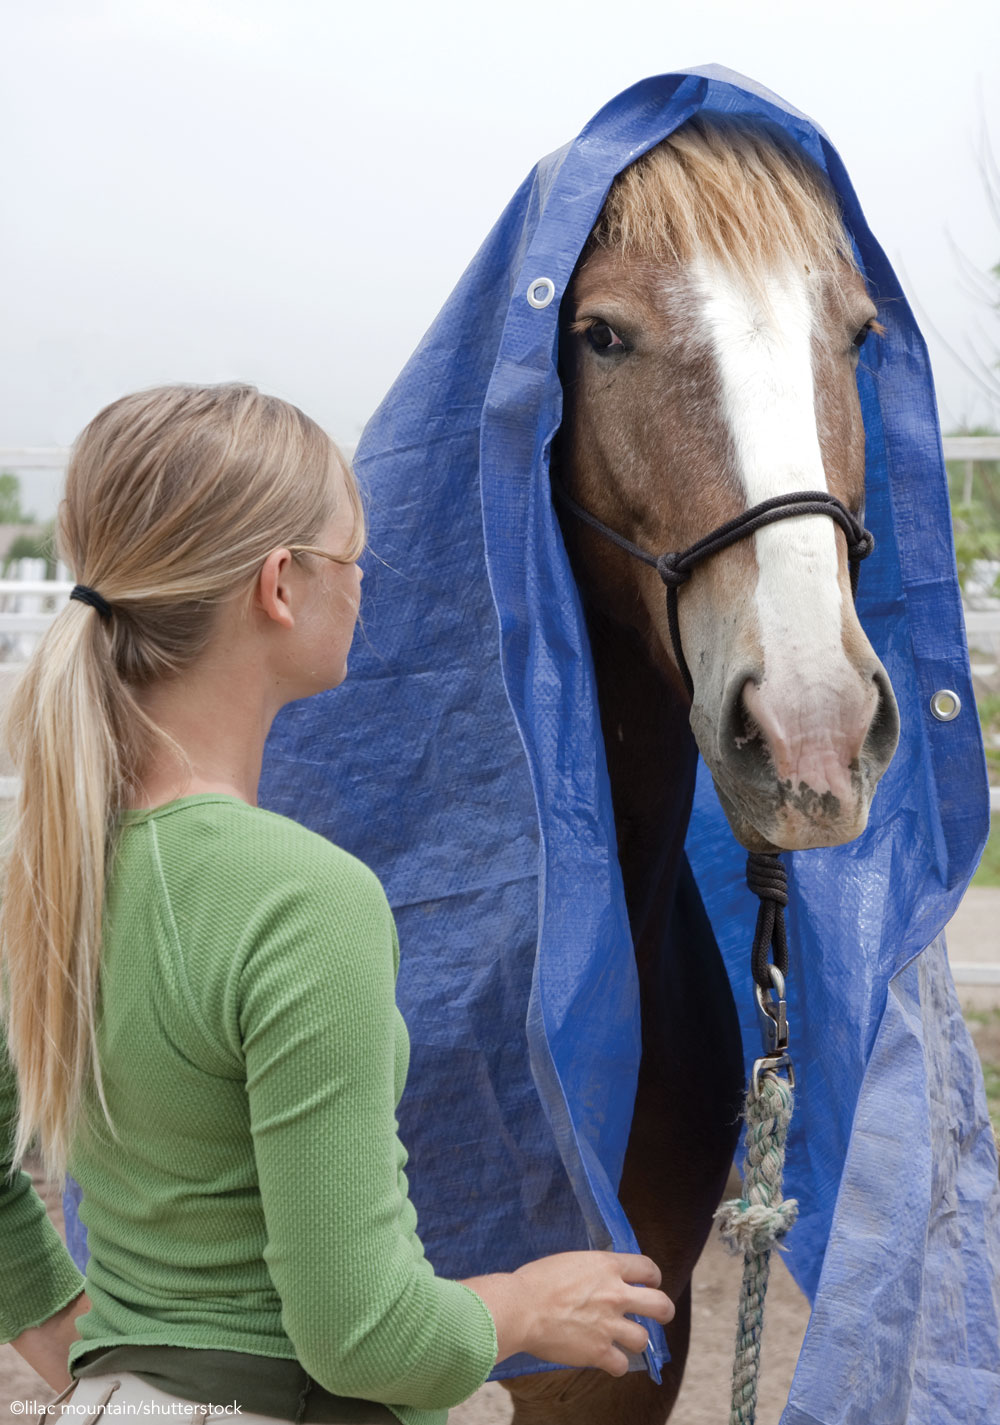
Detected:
left=0, top=796, right=497, bottom=1423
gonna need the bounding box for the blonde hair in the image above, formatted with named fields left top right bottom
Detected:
left=1, top=383, right=363, bottom=1180
left=591, top=113, right=857, bottom=283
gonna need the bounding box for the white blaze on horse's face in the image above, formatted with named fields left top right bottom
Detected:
left=559, top=121, right=900, bottom=853
left=682, top=256, right=898, bottom=850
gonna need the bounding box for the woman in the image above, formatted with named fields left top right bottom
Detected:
left=0, top=384, right=672, bottom=1423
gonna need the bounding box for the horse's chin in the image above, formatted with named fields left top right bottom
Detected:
left=712, top=775, right=873, bottom=854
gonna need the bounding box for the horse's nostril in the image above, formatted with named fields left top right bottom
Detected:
left=721, top=677, right=774, bottom=781
left=865, top=665, right=901, bottom=764
left=731, top=693, right=759, bottom=753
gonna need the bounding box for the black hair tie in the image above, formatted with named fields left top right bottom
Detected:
left=70, top=584, right=113, bottom=622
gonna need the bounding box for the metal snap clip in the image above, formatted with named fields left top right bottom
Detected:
left=929, top=689, right=961, bottom=722
left=526, top=277, right=556, bottom=309
left=754, top=970, right=788, bottom=1054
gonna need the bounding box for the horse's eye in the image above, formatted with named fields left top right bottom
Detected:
left=852, top=323, right=873, bottom=350
left=587, top=322, right=626, bottom=354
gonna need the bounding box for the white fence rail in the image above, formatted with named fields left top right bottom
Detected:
left=0, top=572, right=73, bottom=658
left=942, top=436, right=1000, bottom=461
left=0, top=447, right=71, bottom=469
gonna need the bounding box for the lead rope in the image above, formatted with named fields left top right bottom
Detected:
left=714, top=853, right=798, bottom=1425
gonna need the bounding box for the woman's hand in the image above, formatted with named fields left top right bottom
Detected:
left=462, top=1251, right=673, bottom=1376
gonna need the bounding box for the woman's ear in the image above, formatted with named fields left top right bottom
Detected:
left=256, top=548, right=296, bottom=630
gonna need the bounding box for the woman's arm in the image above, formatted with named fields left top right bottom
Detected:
left=0, top=1035, right=88, bottom=1381
left=9, top=1289, right=91, bottom=1391
left=238, top=854, right=499, bottom=1411
left=238, top=843, right=672, bottom=1405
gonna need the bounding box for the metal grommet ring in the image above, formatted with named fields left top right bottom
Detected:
left=526, top=277, right=556, bottom=309
left=929, top=689, right=961, bottom=722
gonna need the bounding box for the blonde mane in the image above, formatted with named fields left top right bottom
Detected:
left=592, top=114, right=856, bottom=277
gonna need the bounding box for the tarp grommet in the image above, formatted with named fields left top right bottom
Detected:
left=527, top=277, right=556, bottom=309
left=930, top=689, right=961, bottom=721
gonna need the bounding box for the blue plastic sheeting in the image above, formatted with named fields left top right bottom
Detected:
left=64, top=67, right=1000, bottom=1419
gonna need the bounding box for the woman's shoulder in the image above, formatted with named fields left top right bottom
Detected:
left=118, top=794, right=387, bottom=914
left=114, top=796, right=398, bottom=1013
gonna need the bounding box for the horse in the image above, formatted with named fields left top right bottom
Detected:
left=499, top=114, right=900, bottom=1425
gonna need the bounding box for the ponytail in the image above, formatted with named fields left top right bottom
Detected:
left=2, top=604, right=151, bottom=1178
left=0, top=383, right=362, bottom=1180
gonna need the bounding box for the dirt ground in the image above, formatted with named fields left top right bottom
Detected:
left=449, top=1183, right=809, bottom=1425
left=2, top=896, right=996, bottom=1422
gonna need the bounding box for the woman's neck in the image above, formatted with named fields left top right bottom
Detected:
left=129, top=631, right=284, bottom=810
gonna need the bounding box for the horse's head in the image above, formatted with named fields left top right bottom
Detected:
left=557, top=116, right=899, bottom=853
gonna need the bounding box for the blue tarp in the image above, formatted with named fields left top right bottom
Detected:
left=66, top=66, right=1000, bottom=1422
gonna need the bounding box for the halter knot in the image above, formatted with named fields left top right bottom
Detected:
left=655, top=551, right=690, bottom=587
left=746, top=852, right=788, bottom=906
left=849, top=530, right=875, bottom=562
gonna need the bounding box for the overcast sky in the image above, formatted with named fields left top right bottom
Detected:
left=3, top=0, right=999, bottom=515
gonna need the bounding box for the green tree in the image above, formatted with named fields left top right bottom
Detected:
left=0, top=472, right=35, bottom=525
left=2, top=520, right=57, bottom=578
